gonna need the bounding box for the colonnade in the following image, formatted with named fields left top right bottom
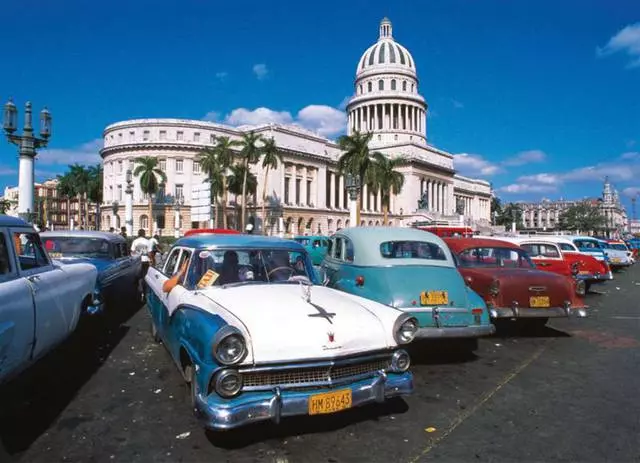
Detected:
left=348, top=103, right=425, bottom=134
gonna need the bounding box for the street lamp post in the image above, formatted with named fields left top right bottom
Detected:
left=111, top=201, right=119, bottom=231
left=174, top=195, right=184, bottom=238
left=3, top=99, right=51, bottom=222
left=125, top=169, right=134, bottom=236
left=511, top=207, right=517, bottom=234
left=345, top=173, right=361, bottom=227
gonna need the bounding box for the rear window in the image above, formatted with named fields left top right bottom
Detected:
left=558, top=243, right=575, bottom=251
left=380, top=241, right=447, bottom=261
left=521, top=243, right=560, bottom=258
left=294, top=238, right=310, bottom=246
left=574, top=239, right=601, bottom=249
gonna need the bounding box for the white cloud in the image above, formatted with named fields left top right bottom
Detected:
left=38, top=138, right=102, bottom=166
left=517, top=173, right=559, bottom=185
left=338, top=96, right=352, bottom=110
left=252, top=63, right=269, bottom=80
left=622, top=187, right=640, bottom=198
left=204, top=105, right=347, bottom=137
left=215, top=71, right=228, bottom=81
left=502, top=149, right=546, bottom=166
left=453, top=153, right=502, bottom=176
left=0, top=167, right=17, bottom=176
left=498, top=183, right=558, bottom=194
left=597, top=22, right=640, bottom=68
left=451, top=99, right=464, bottom=109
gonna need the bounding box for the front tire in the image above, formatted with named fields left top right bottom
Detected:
left=184, top=364, right=197, bottom=410
left=150, top=318, right=161, bottom=343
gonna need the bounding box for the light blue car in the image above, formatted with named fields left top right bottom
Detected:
left=320, top=227, right=495, bottom=343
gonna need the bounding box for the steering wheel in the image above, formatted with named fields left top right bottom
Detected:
left=267, top=266, right=295, bottom=278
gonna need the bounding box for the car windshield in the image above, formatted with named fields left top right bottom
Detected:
left=184, top=247, right=316, bottom=289
left=379, top=240, right=447, bottom=261
left=43, top=237, right=110, bottom=258
left=611, top=243, right=628, bottom=251
left=558, top=242, right=577, bottom=251
left=574, top=239, right=601, bottom=249
left=457, top=246, right=534, bottom=268
left=520, top=243, right=561, bottom=258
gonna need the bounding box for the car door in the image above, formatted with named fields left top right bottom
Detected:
left=320, top=236, right=341, bottom=286
left=0, top=228, right=35, bottom=382
left=10, top=228, right=72, bottom=360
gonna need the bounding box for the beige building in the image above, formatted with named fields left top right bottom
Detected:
left=99, top=18, right=492, bottom=236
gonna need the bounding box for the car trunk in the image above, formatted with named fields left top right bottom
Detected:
left=492, top=269, right=573, bottom=308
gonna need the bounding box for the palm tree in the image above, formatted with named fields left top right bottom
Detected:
left=259, top=137, right=283, bottom=235
left=133, top=157, right=167, bottom=235
left=68, top=164, right=91, bottom=228
left=228, top=164, right=257, bottom=229
left=56, top=172, right=76, bottom=228
left=199, top=136, right=241, bottom=228
left=87, top=164, right=103, bottom=230
left=238, top=131, right=263, bottom=231
left=366, top=153, right=405, bottom=225
left=337, top=130, right=375, bottom=225
left=0, top=198, right=10, bottom=214
left=197, top=148, right=226, bottom=228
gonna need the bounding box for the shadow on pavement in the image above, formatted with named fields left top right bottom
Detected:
left=492, top=321, right=571, bottom=339
left=0, top=300, right=143, bottom=458
left=204, top=397, right=408, bottom=450
left=408, top=338, right=479, bottom=365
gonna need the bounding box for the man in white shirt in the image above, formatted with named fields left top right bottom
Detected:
left=131, top=228, right=152, bottom=276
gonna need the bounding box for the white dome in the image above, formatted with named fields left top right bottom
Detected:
left=356, top=18, right=416, bottom=76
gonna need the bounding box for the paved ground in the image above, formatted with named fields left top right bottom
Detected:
left=1, top=267, right=639, bottom=463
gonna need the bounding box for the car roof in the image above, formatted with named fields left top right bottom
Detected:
left=41, top=230, right=126, bottom=242
left=334, top=226, right=454, bottom=267
left=0, top=215, right=32, bottom=227
left=175, top=233, right=305, bottom=251
left=293, top=235, right=325, bottom=240
left=443, top=237, right=521, bottom=252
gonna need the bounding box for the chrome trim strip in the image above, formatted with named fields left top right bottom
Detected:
left=239, top=352, right=392, bottom=373
left=241, top=370, right=385, bottom=392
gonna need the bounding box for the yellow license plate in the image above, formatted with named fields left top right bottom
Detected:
left=529, top=296, right=550, bottom=308
left=611, top=258, right=621, bottom=263
left=421, top=290, right=448, bottom=305
left=308, top=389, right=352, bottom=415
left=578, top=270, right=590, bottom=275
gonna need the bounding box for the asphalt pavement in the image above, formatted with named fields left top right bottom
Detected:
left=1, top=267, right=639, bottom=463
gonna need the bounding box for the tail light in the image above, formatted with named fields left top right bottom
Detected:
left=355, top=275, right=365, bottom=286
left=489, top=279, right=500, bottom=297
left=471, top=308, right=483, bottom=315
left=464, top=276, right=473, bottom=286
left=472, top=308, right=483, bottom=324
left=571, top=262, right=580, bottom=276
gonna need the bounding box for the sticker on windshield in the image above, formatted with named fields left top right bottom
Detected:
left=199, top=250, right=211, bottom=259
left=49, top=252, right=62, bottom=258
left=197, top=269, right=219, bottom=289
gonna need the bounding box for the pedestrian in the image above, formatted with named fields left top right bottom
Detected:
left=120, top=226, right=127, bottom=239
left=109, top=227, right=115, bottom=233
left=131, top=228, right=152, bottom=278
left=245, top=223, right=254, bottom=235
left=149, top=233, right=162, bottom=266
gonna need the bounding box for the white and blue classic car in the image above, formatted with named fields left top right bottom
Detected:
left=40, top=230, right=143, bottom=312
left=145, top=232, right=417, bottom=430
left=0, top=216, right=98, bottom=384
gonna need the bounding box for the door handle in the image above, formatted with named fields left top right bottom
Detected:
left=28, top=275, right=41, bottom=282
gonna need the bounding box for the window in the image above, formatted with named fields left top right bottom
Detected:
left=119, top=243, right=129, bottom=257
left=175, top=159, right=184, bottom=173
left=333, top=238, right=343, bottom=259
left=140, top=215, right=149, bottom=229
left=177, top=131, right=184, bottom=141
left=159, top=130, right=167, bottom=140
left=159, top=159, right=166, bottom=171
left=411, top=84, right=415, bottom=92
left=295, top=178, right=301, bottom=205
left=129, top=131, right=135, bottom=141
left=175, top=184, right=184, bottom=199
left=210, top=134, right=215, bottom=144
left=380, top=241, right=448, bottom=261
left=345, top=239, right=354, bottom=262
left=43, top=237, right=110, bottom=259
left=157, top=215, right=165, bottom=229
left=143, top=130, right=150, bottom=141
left=118, top=133, right=123, bottom=142
left=403, top=81, right=407, bottom=91
left=0, top=233, right=12, bottom=275
left=163, top=248, right=182, bottom=276
left=118, top=185, right=123, bottom=201
left=359, top=84, right=363, bottom=94
left=391, top=79, right=396, bottom=90
left=378, top=80, right=384, bottom=91
left=327, top=239, right=333, bottom=256
left=457, top=247, right=533, bottom=268
left=193, top=161, right=201, bottom=174
left=306, top=179, right=312, bottom=205
left=520, top=243, right=561, bottom=258
left=367, top=82, right=372, bottom=92
left=193, top=132, right=200, bottom=142
left=284, top=177, right=290, bottom=204
left=118, top=160, right=123, bottom=173
left=13, top=232, right=50, bottom=271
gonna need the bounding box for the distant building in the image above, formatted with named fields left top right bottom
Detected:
left=518, top=177, right=627, bottom=237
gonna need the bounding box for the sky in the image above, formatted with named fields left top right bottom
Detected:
left=0, top=0, right=639, bottom=213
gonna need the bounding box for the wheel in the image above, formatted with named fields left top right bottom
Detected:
left=184, top=364, right=197, bottom=409
left=585, top=282, right=591, bottom=293
left=150, top=318, right=161, bottom=343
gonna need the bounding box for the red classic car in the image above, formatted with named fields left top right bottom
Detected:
left=444, top=237, right=587, bottom=328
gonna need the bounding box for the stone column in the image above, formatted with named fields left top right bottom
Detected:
left=329, top=171, right=336, bottom=208
left=362, top=184, right=368, bottom=211
left=300, top=166, right=307, bottom=206
left=339, top=175, right=345, bottom=209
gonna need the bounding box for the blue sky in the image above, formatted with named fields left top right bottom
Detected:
left=0, top=0, right=639, bottom=212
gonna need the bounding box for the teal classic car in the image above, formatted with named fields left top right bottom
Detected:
left=293, top=235, right=329, bottom=265
left=320, top=227, right=495, bottom=341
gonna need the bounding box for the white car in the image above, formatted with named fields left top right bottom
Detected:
left=145, top=232, right=417, bottom=430
left=0, top=216, right=98, bottom=384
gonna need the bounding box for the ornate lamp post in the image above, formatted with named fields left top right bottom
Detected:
left=173, top=194, right=184, bottom=238
left=3, top=99, right=52, bottom=222
left=345, top=173, right=361, bottom=227
left=111, top=201, right=119, bottom=231
left=125, top=168, right=134, bottom=236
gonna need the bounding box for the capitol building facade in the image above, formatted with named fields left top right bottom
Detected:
left=99, top=18, right=492, bottom=236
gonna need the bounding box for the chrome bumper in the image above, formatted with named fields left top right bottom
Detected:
left=489, top=306, right=587, bottom=319
left=194, top=371, right=413, bottom=430
left=415, top=324, right=495, bottom=339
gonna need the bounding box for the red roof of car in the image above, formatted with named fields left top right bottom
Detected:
left=184, top=228, right=241, bottom=237
left=443, top=236, right=521, bottom=253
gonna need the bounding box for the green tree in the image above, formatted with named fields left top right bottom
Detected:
left=228, top=164, right=257, bottom=229
left=0, top=198, right=10, bottom=214
left=198, top=148, right=226, bottom=228
left=495, top=202, right=523, bottom=229
left=56, top=172, right=76, bottom=228
left=238, top=131, right=263, bottom=231
left=67, top=164, right=91, bottom=228
left=490, top=196, right=503, bottom=224
left=87, top=164, right=103, bottom=229
left=365, top=152, right=404, bottom=225
left=559, top=200, right=605, bottom=233
left=198, top=136, right=241, bottom=228
left=133, top=157, right=167, bottom=235
left=336, top=130, right=375, bottom=225
left=259, top=137, right=283, bottom=234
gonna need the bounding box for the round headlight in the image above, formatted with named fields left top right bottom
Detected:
left=212, top=326, right=247, bottom=365
left=214, top=369, right=243, bottom=397
left=394, top=315, right=418, bottom=344
left=391, top=350, right=411, bottom=372
left=575, top=280, right=586, bottom=296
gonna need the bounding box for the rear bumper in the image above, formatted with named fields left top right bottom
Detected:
left=489, top=305, right=587, bottom=319
left=609, top=261, right=632, bottom=269
left=194, top=371, right=413, bottom=430
left=415, top=324, right=495, bottom=339
left=576, top=272, right=612, bottom=284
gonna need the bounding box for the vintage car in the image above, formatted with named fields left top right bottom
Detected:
left=40, top=231, right=142, bottom=311
left=443, top=237, right=587, bottom=328
left=561, top=235, right=609, bottom=263
left=0, top=216, right=98, bottom=384
left=293, top=235, right=329, bottom=265
left=595, top=238, right=633, bottom=269
left=608, top=240, right=635, bottom=263
left=145, top=233, right=417, bottom=430
left=319, top=227, right=494, bottom=341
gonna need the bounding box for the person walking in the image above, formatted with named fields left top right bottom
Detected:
left=120, top=226, right=127, bottom=239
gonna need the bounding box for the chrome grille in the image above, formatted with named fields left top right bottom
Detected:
left=241, top=357, right=391, bottom=390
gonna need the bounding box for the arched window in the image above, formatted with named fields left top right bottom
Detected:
left=359, top=84, right=363, bottom=95
left=411, top=83, right=415, bottom=92
left=378, top=80, right=384, bottom=91
left=140, top=215, right=149, bottom=230
left=367, top=82, right=372, bottom=92
left=391, top=79, right=396, bottom=90
left=402, top=81, right=407, bottom=91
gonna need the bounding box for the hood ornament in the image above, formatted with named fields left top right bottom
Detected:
left=300, top=280, right=312, bottom=303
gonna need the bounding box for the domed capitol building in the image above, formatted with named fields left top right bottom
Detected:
left=99, top=18, right=492, bottom=235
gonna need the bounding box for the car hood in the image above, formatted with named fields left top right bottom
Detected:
left=200, top=283, right=395, bottom=364
left=52, top=256, right=113, bottom=273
